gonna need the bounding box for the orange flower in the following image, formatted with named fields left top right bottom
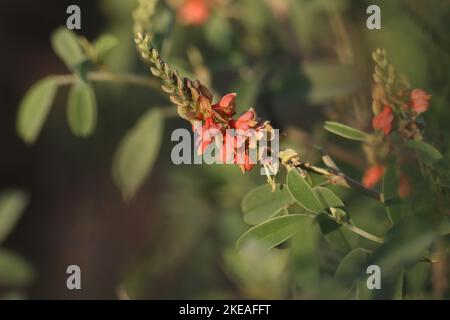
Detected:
left=398, top=173, right=411, bottom=198
left=178, top=0, right=210, bottom=26
left=410, top=89, right=431, bottom=114
left=231, top=108, right=258, bottom=130
left=362, top=165, right=386, bottom=188
left=372, top=105, right=394, bottom=135
left=212, top=93, right=236, bottom=117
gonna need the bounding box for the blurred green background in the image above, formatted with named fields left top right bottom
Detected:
left=0, top=0, right=449, bottom=299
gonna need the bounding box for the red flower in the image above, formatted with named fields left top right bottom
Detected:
left=362, top=165, right=386, bottom=188
left=410, top=89, right=431, bottom=114
left=372, top=105, right=394, bottom=135
left=212, top=93, right=236, bottom=117
left=231, top=108, right=258, bottom=130
left=194, top=117, right=222, bottom=155
left=178, top=0, right=210, bottom=26
left=238, top=153, right=255, bottom=173
left=398, top=173, right=411, bottom=198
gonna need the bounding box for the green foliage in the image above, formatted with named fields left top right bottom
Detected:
left=112, top=108, right=164, bottom=200
left=51, top=27, right=86, bottom=69
left=67, top=82, right=97, bottom=137
left=93, top=34, right=119, bottom=61
left=286, top=170, right=323, bottom=214
left=335, top=248, right=369, bottom=295
left=324, top=121, right=369, bottom=142
left=241, top=184, right=294, bottom=225
left=16, top=77, right=58, bottom=144
left=0, top=249, right=34, bottom=288
left=382, top=167, right=404, bottom=224
left=0, top=190, right=28, bottom=245
left=237, top=215, right=311, bottom=249
left=404, top=140, right=443, bottom=165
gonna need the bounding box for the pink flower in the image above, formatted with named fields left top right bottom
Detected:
left=362, top=165, right=386, bottom=188
left=410, top=89, right=431, bottom=114
left=194, top=117, right=222, bottom=155
left=212, top=93, right=236, bottom=117
left=178, top=0, right=210, bottom=26
left=231, top=108, right=258, bottom=130
left=372, top=105, right=394, bottom=135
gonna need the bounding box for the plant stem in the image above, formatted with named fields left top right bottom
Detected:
left=296, top=162, right=383, bottom=203
left=343, top=222, right=384, bottom=244
left=54, top=71, right=162, bottom=91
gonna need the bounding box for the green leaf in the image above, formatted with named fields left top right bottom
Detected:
left=317, top=213, right=356, bottom=253
left=237, top=214, right=310, bottom=249
left=335, top=248, right=369, bottom=293
left=324, top=121, right=369, bottom=142
left=16, top=77, right=58, bottom=144
left=0, top=249, right=34, bottom=287
left=370, top=216, right=435, bottom=276
left=94, top=34, right=119, bottom=61
left=382, top=166, right=404, bottom=224
left=67, top=82, right=97, bottom=137
left=404, top=262, right=430, bottom=297
left=241, top=184, right=295, bottom=225
left=0, top=190, right=28, bottom=245
left=286, top=170, right=323, bottom=213
left=51, top=27, right=86, bottom=68
left=405, top=140, right=443, bottom=164
left=289, top=217, right=320, bottom=290
left=314, top=187, right=344, bottom=210
left=112, top=109, right=164, bottom=200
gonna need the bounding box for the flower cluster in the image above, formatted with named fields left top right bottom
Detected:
left=192, top=92, right=274, bottom=173
left=371, top=49, right=432, bottom=138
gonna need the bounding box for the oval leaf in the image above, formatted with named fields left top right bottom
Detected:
left=324, top=121, right=369, bottom=142
left=67, top=82, right=97, bottom=137
left=314, top=187, right=344, bottom=210
left=237, top=214, right=310, bottom=249
left=405, top=140, right=443, bottom=164
left=16, top=77, right=58, bottom=144
left=0, top=249, right=34, bottom=287
left=94, top=34, right=119, bottom=61
left=113, top=109, right=164, bottom=200
left=51, top=27, right=85, bottom=68
left=242, top=184, right=295, bottom=225
left=0, top=190, right=28, bottom=245
left=286, top=170, right=322, bottom=213
left=335, top=248, right=369, bottom=293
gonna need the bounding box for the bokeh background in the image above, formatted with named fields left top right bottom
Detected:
left=0, top=0, right=449, bottom=299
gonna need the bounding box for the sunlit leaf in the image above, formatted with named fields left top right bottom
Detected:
left=0, top=190, right=28, bottom=245
left=16, top=77, right=58, bottom=144
left=94, top=34, right=119, bottom=61
left=286, top=170, right=322, bottom=213
left=314, top=187, right=344, bottom=210
left=0, top=249, right=34, bottom=287
left=67, top=82, right=97, bottom=137
left=241, top=184, right=295, bottom=225
left=237, top=214, right=310, bottom=249
left=113, top=108, right=164, bottom=200
left=51, top=27, right=86, bottom=69
left=324, top=121, right=369, bottom=142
